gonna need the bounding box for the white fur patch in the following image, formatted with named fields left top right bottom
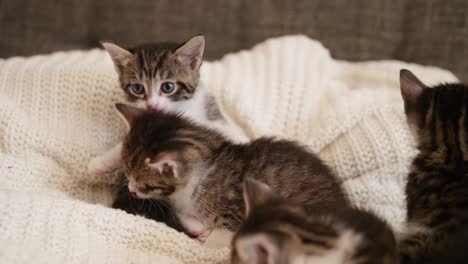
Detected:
left=87, top=143, right=123, bottom=176
left=147, top=158, right=179, bottom=178
left=166, top=82, right=249, bottom=143
left=236, top=234, right=277, bottom=264
left=203, top=229, right=233, bottom=249
left=170, top=164, right=214, bottom=234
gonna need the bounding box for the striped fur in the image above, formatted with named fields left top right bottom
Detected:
left=90, top=36, right=248, bottom=235
left=231, top=179, right=398, bottom=264
left=103, top=36, right=204, bottom=104
left=116, top=104, right=347, bottom=238
left=399, top=69, right=468, bottom=264
left=119, top=42, right=199, bottom=102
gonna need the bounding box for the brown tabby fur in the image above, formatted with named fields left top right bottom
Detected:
left=399, top=69, right=468, bottom=264
left=117, top=104, right=348, bottom=233
left=111, top=171, right=193, bottom=236
left=231, top=179, right=398, bottom=264
left=102, top=36, right=222, bottom=232
left=114, top=42, right=199, bottom=102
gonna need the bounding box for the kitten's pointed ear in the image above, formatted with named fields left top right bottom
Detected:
left=101, top=41, right=132, bottom=69
left=173, top=35, right=205, bottom=70
left=243, top=178, right=275, bottom=216
left=235, top=235, right=283, bottom=264
left=400, top=69, right=427, bottom=112
left=115, top=103, right=145, bottom=128
left=146, top=154, right=179, bottom=178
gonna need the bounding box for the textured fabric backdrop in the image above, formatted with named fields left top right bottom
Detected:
left=1, top=0, right=467, bottom=81
left=0, top=36, right=458, bottom=263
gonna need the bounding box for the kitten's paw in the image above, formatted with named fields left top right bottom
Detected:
left=203, top=228, right=234, bottom=249
left=203, top=229, right=233, bottom=249
left=196, top=229, right=214, bottom=243
left=87, top=157, right=115, bottom=176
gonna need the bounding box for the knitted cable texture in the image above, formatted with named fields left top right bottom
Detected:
left=0, top=35, right=458, bottom=263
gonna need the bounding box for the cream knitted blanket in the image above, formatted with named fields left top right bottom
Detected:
left=0, top=36, right=457, bottom=263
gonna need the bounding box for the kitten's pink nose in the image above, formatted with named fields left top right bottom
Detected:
left=130, top=192, right=139, bottom=199
left=147, top=103, right=159, bottom=111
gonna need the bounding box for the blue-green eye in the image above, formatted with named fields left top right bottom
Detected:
left=131, top=84, right=145, bottom=95
left=161, top=82, right=176, bottom=94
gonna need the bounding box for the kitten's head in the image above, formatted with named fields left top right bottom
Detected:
left=400, top=69, right=468, bottom=155
left=102, top=35, right=205, bottom=110
left=232, top=179, right=307, bottom=264
left=115, top=103, right=220, bottom=199
left=233, top=180, right=397, bottom=264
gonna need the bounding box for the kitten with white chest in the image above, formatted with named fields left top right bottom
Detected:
left=88, top=35, right=248, bottom=176
left=115, top=103, right=348, bottom=240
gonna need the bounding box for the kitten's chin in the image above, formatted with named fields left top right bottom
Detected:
left=133, top=192, right=153, bottom=199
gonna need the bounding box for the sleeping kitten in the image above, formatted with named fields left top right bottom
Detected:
left=116, top=103, right=348, bottom=240
left=231, top=178, right=398, bottom=264
left=88, top=34, right=248, bottom=176
left=398, top=69, right=468, bottom=264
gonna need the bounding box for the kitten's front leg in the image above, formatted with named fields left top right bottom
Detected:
left=196, top=228, right=214, bottom=243
left=178, top=215, right=215, bottom=242
left=87, top=143, right=123, bottom=176
left=179, top=215, right=206, bottom=236
left=203, top=229, right=233, bottom=249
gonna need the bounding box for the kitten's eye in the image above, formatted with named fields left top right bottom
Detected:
left=131, top=84, right=145, bottom=95
left=139, top=186, right=151, bottom=193
left=141, top=185, right=158, bottom=192
left=160, top=82, right=176, bottom=94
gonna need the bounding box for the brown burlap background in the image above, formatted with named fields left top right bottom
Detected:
left=1, top=0, right=466, bottom=81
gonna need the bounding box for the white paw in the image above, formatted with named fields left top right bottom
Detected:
left=196, top=228, right=213, bottom=244
left=203, top=229, right=233, bottom=249
left=87, top=157, right=115, bottom=176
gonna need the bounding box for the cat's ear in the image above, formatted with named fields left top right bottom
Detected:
left=400, top=69, right=427, bottom=112
left=101, top=41, right=133, bottom=70
left=146, top=153, right=179, bottom=178
left=235, top=234, right=284, bottom=264
left=243, top=178, right=275, bottom=216
left=173, top=35, right=205, bottom=71
left=115, top=103, right=145, bottom=129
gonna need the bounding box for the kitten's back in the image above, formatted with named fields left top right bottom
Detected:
left=399, top=70, right=468, bottom=264
left=232, top=179, right=397, bottom=264
left=232, top=138, right=347, bottom=207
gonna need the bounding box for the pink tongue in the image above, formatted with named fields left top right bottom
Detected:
left=190, top=230, right=203, bottom=236
left=130, top=192, right=139, bottom=199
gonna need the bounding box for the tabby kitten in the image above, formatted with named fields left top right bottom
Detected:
left=88, top=35, right=248, bottom=176
left=231, top=179, right=398, bottom=264
left=398, top=69, right=468, bottom=264
left=116, top=103, right=348, bottom=239
left=111, top=170, right=193, bottom=236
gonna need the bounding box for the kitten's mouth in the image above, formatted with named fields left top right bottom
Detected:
left=146, top=104, right=159, bottom=112
left=130, top=192, right=139, bottom=199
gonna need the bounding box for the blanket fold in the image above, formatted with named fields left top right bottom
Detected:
left=0, top=35, right=457, bottom=263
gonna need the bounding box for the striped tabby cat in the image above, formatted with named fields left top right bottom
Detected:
left=115, top=103, right=348, bottom=240
left=231, top=179, right=398, bottom=264
left=87, top=35, right=248, bottom=234
left=88, top=34, right=248, bottom=176
left=399, top=69, right=468, bottom=264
